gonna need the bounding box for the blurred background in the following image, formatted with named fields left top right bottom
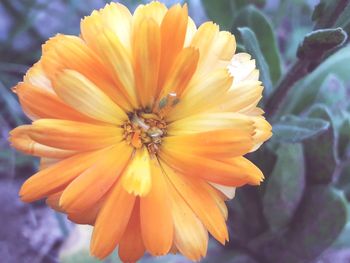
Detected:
left=1, top=0, right=350, bottom=262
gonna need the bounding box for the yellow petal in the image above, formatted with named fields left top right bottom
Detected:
left=14, top=82, right=95, bottom=122
left=94, top=29, right=138, bottom=108
left=132, top=1, right=167, bottom=26
left=167, top=68, right=233, bottom=121
left=210, top=183, right=236, bottom=200
left=81, top=2, right=132, bottom=50
left=184, top=17, right=197, bottom=47
left=163, top=163, right=228, bottom=244
left=23, top=61, right=53, bottom=91
left=59, top=144, right=133, bottom=213
left=41, top=34, right=131, bottom=110
left=166, top=175, right=208, bottom=261
left=133, top=18, right=161, bottom=108
left=121, top=147, right=152, bottom=196
left=53, top=69, right=127, bottom=124
left=91, top=181, right=136, bottom=259
left=119, top=200, right=145, bottom=263
left=140, top=159, right=173, bottom=255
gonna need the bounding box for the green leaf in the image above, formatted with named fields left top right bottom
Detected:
left=312, top=0, right=349, bottom=28
left=285, top=185, right=348, bottom=261
left=297, top=28, right=347, bottom=60
left=338, top=117, right=350, bottom=160
left=233, top=5, right=282, bottom=84
left=336, top=162, right=350, bottom=201
left=238, top=27, right=273, bottom=97
left=272, top=115, right=329, bottom=143
left=201, top=0, right=267, bottom=30
left=335, top=3, right=350, bottom=35
left=263, top=143, right=305, bottom=232
left=201, top=0, right=235, bottom=30
left=304, top=105, right=338, bottom=184
left=281, top=46, right=350, bottom=116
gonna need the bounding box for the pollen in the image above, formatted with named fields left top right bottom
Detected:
left=122, top=111, right=167, bottom=154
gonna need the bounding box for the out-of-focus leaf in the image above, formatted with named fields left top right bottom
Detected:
left=272, top=115, right=329, bottom=143
left=297, top=28, right=347, bottom=60
left=263, top=143, right=305, bottom=232
left=335, top=3, right=350, bottom=35
left=338, top=117, right=350, bottom=160
left=316, top=74, right=348, bottom=109
left=337, top=162, right=350, bottom=201
left=304, top=105, right=338, bottom=184
left=285, top=185, right=348, bottom=261
left=201, top=0, right=266, bottom=30
left=281, top=46, right=350, bottom=115
left=233, top=5, right=282, bottom=84
left=238, top=27, right=273, bottom=97
left=312, top=0, right=349, bottom=29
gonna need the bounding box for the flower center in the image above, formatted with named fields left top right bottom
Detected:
left=122, top=112, right=167, bottom=154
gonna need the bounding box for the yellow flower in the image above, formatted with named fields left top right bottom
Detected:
left=9, top=1, right=272, bottom=262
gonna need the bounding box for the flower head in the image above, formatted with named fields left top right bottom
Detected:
left=9, top=1, right=272, bottom=262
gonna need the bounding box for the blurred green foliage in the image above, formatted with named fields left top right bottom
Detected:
left=1, top=0, right=350, bottom=262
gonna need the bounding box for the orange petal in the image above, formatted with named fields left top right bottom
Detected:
left=140, top=159, right=173, bottom=256
left=68, top=196, right=106, bottom=225
left=163, top=128, right=254, bottom=159
left=46, top=191, right=64, bottom=212
left=52, top=69, right=127, bottom=124
left=91, top=181, right=136, bottom=259
left=121, top=147, right=152, bottom=197
left=27, top=119, right=123, bottom=151
left=23, top=61, right=53, bottom=91
left=15, top=82, right=95, bottom=122
left=158, top=4, right=188, bottom=91
left=19, top=149, right=103, bottom=202
left=159, top=151, right=263, bottom=186
left=41, top=34, right=131, bottom=110
left=156, top=47, right=199, bottom=110
left=119, top=200, right=145, bottom=263
left=167, top=175, right=208, bottom=261
left=59, top=143, right=133, bottom=213
left=9, top=125, right=76, bottom=158
left=133, top=18, right=161, bottom=108
left=162, top=163, right=228, bottom=244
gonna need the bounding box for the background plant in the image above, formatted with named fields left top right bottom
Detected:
left=1, top=0, right=350, bottom=262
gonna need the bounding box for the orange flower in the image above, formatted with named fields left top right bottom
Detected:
left=9, top=2, right=272, bottom=262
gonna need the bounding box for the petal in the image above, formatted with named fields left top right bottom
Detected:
left=167, top=175, right=208, bottom=261
left=167, top=68, right=233, bottom=121
left=121, top=147, right=152, bottom=196
left=59, top=143, right=133, bottom=213
left=9, top=125, right=76, bottom=158
left=53, top=69, right=127, bottom=124
left=41, top=34, right=131, bottom=110
left=184, top=17, right=197, bottom=47
left=119, top=200, right=145, bottom=263
left=228, top=53, right=259, bottom=84
left=81, top=2, right=132, bottom=50
left=23, top=61, right=53, bottom=91
left=156, top=47, right=199, bottom=114
left=68, top=196, right=106, bottom=225
left=133, top=18, right=161, bottom=108
left=46, top=191, right=64, bottom=212
left=14, top=82, right=95, bottom=122
left=210, top=183, right=236, bottom=200
left=158, top=4, right=188, bottom=91
left=163, top=163, right=228, bottom=244
left=94, top=29, right=138, bottom=108
left=19, top=149, right=103, bottom=202
left=91, top=181, right=136, bottom=259
left=140, top=159, right=173, bottom=256
left=159, top=151, right=263, bottom=186
left=27, top=119, right=123, bottom=151
left=39, top=158, right=60, bottom=170
left=162, top=128, right=254, bottom=159
left=133, top=1, right=167, bottom=26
